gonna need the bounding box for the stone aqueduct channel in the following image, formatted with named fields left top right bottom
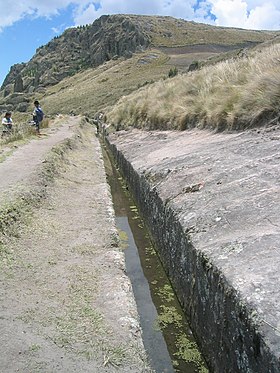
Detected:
left=106, top=126, right=280, bottom=373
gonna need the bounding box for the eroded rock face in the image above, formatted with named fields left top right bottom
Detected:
left=14, top=75, right=24, bottom=93
left=16, top=102, right=29, bottom=112
left=5, top=93, right=29, bottom=105
left=0, top=93, right=30, bottom=112
left=3, top=84, right=13, bottom=98
left=2, top=63, right=26, bottom=89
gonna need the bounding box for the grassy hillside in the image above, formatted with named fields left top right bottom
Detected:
left=41, top=50, right=170, bottom=117
left=128, top=15, right=277, bottom=47
left=37, top=18, right=279, bottom=123
left=106, top=43, right=280, bottom=132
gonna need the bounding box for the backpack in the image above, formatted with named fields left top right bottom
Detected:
left=36, top=108, right=44, bottom=122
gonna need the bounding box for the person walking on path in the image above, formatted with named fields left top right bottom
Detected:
left=1, top=111, right=13, bottom=138
left=33, top=100, right=44, bottom=135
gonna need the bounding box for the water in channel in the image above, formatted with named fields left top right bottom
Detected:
left=103, top=144, right=208, bottom=373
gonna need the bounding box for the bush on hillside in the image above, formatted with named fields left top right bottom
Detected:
left=168, top=67, right=178, bottom=78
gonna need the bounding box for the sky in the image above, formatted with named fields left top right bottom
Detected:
left=0, top=0, right=280, bottom=86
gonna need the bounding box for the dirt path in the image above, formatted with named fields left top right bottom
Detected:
left=0, top=116, right=77, bottom=191
left=0, top=117, right=151, bottom=372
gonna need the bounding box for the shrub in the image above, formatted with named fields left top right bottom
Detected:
left=168, top=67, right=178, bottom=78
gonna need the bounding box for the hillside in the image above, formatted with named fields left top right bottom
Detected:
left=0, top=14, right=278, bottom=116
left=130, top=15, right=277, bottom=47
left=106, top=42, right=280, bottom=131
left=42, top=50, right=170, bottom=118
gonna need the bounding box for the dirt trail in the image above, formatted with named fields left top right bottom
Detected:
left=0, top=116, right=77, bottom=191
left=0, top=117, right=151, bottom=372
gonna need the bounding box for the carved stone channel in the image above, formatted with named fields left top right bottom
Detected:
left=105, top=128, right=280, bottom=373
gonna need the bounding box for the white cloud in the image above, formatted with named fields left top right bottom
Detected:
left=245, top=2, right=280, bottom=30
left=0, top=0, right=279, bottom=32
left=51, top=23, right=67, bottom=34
left=51, top=27, right=60, bottom=34
left=0, top=0, right=71, bottom=30
left=207, top=0, right=280, bottom=29
left=72, top=0, right=215, bottom=26
left=72, top=0, right=280, bottom=30
left=209, top=0, right=248, bottom=27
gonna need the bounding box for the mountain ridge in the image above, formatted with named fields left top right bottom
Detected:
left=0, top=14, right=279, bottom=115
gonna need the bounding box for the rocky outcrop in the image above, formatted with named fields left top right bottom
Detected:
left=14, top=75, right=24, bottom=93
left=2, top=63, right=26, bottom=89
left=0, top=92, right=30, bottom=113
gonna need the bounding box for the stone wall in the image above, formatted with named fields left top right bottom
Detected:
left=106, top=136, right=280, bottom=373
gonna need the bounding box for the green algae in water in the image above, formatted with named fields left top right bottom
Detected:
left=154, top=284, right=208, bottom=372
left=118, top=229, right=128, bottom=249
left=145, top=246, right=156, bottom=256
left=157, top=284, right=175, bottom=303
left=156, top=305, right=183, bottom=330
left=175, top=335, right=209, bottom=373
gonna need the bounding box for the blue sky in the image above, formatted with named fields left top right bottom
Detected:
left=0, top=5, right=75, bottom=86
left=1, top=0, right=280, bottom=86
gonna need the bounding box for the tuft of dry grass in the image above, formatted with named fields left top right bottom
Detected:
left=106, top=43, right=280, bottom=132
left=0, top=111, right=49, bottom=147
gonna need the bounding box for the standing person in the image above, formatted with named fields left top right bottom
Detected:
left=1, top=112, right=13, bottom=138
left=33, top=100, right=44, bottom=135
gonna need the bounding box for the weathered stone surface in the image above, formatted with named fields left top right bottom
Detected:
left=0, top=104, right=13, bottom=112
left=23, top=76, right=35, bottom=90
left=16, top=102, right=28, bottom=112
left=5, top=93, right=29, bottom=105
left=3, top=84, right=13, bottom=97
left=27, top=86, right=35, bottom=94
left=35, top=86, right=46, bottom=94
left=106, top=127, right=280, bottom=372
left=14, top=75, right=24, bottom=92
